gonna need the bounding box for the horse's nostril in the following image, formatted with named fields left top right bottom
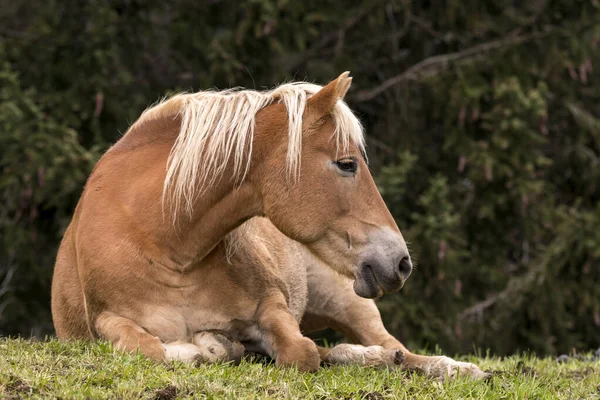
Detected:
left=398, top=256, right=412, bottom=280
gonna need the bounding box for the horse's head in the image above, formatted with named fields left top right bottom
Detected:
left=254, top=72, right=411, bottom=298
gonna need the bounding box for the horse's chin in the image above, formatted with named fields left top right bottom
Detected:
left=352, top=269, right=384, bottom=299
left=353, top=282, right=383, bottom=299
left=352, top=264, right=405, bottom=299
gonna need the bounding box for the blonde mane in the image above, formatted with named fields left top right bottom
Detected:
left=132, top=81, right=365, bottom=219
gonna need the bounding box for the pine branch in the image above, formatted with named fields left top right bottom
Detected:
left=458, top=218, right=576, bottom=322
left=350, top=29, right=556, bottom=103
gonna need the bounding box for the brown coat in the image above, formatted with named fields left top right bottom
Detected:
left=51, top=73, right=487, bottom=378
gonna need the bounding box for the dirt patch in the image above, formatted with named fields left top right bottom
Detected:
left=355, top=390, right=386, bottom=400
left=153, top=384, right=177, bottom=400
left=482, top=369, right=503, bottom=383
left=4, top=376, right=32, bottom=399
left=265, top=388, right=281, bottom=397
left=342, top=390, right=386, bottom=400
left=318, top=389, right=387, bottom=400
left=515, top=361, right=536, bottom=377
left=565, top=367, right=595, bottom=380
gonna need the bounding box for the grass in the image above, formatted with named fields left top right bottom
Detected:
left=1, top=338, right=599, bottom=399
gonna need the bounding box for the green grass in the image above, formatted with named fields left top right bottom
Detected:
left=1, top=338, right=599, bottom=399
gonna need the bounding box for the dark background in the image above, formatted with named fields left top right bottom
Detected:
left=1, top=0, right=599, bottom=356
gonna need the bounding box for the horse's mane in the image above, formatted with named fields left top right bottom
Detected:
left=130, top=81, right=365, bottom=220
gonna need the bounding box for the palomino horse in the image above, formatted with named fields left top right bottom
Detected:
left=51, top=72, right=487, bottom=379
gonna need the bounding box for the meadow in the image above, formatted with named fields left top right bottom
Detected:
left=1, top=338, right=599, bottom=399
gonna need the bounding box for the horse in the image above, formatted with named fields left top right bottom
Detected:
left=51, top=72, right=487, bottom=379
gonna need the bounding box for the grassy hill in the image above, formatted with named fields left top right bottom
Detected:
left=1, top=338, right=599, bottom=399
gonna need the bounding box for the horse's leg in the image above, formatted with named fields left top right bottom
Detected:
left=164, top=332, right=244, bottom=364
left=191, top=331, right=245, bottom=364
left=256, top=292, right=321, bottom=372
left=304, top=306, right=487, bottom=379
left=317, top=344, right=403, bottom=367
left=95, top=312, right=245, bottom=364
left=95, top=311, right=168, bottom=361
left=301, top=266, right=489, bottom=380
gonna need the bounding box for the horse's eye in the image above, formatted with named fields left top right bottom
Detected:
left=334, top=158, right=358, bottom=175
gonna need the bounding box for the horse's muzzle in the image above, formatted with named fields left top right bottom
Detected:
left=352, top=231, right=412, bottom=298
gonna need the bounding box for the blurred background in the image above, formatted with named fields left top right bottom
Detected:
left=1, top=0, right=599, bottom=356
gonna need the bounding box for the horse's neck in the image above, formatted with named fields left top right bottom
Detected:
left=111, top=115, right=263, bottom=270
left=172, top=181, right=262, bottom=267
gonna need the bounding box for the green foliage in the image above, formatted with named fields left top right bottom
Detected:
left=0, top=63, right=98, bottom=333
left=375, top=1, right=600, bottom=353
left=1, top=0, right=599, bottom=355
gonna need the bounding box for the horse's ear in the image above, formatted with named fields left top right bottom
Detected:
left=307, top=71, right=353, bottom=114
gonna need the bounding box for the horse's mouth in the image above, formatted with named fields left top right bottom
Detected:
left=352, top=263, right=405, bottom=299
